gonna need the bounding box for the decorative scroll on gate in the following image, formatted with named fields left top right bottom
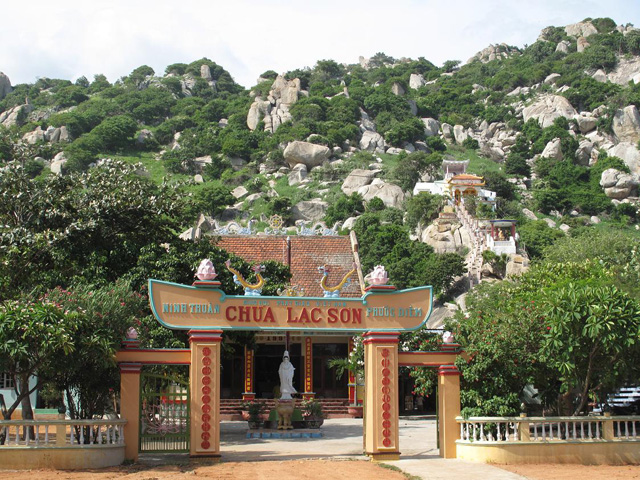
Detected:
left=139, top=372, right=190, bottom=452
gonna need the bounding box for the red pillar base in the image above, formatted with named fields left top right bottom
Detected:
left=301, top=392, right=316, bottom=400
left=242, top=393, right=256, bottom=401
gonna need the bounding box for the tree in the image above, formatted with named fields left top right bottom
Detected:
left=0, top=161, right=186, bottom=298
left=405, top=192, right=443, bottom=231
left=43, top=281, right=147, bottom=421
left=542, top=282, right=640, bottom=414
left=0, top=301, right=77, bottom=421
left=391, top=151, right=443, bottom=192
left=451, top=260, right=640, bottom=417
left=187, top=183, right=235, bottom=220
left=324, top=193, right=364, bottom=226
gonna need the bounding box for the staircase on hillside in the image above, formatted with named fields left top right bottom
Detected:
left=454, top=203, right=485, bottom=288
left=220, top=398, right=353, bottom=421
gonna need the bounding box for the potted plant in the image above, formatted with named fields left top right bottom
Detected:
left=301, top=399, right=324, bottom=428
left=242, top=400, right=265, bottom=429
left=328, top=335, right=365, bottom=417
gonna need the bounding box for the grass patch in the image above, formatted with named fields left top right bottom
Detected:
left=446, top=145, right=503, bottom=175
left=378, top=463, right=421, bottom=480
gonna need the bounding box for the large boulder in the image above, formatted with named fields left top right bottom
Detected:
left=575, top=139, right=594, bottom=166
left=341, top=168, right=378, bottom=195
left=246, top=75, right=300, bottom=132
left=612, top=105, right=640, bottom=144
left=391, top=82, right=405, bottom=96
left=608, top=142, right=640, bottom=175
left=541, top=138, right=563, bottom=160
left=283, top=141, right=331, bottom=168
left=420, top=222, right=472, bottom=254
left=246, top=97, right=271, bottom=131
left=288, top=163, right=308, bottom=185
left=409, top=73, right=426, bottom=90
left=453, top=125, right=468, bottom=145
left=565, top=21, right=598, bottom=38
left=522, top=95, right=577, bottom=128
left=50, top=152, right=67, bottom=175
left=357, top=179, right=405, bottom=209
left=576, top=37, right=590, bottom=53
left=0, top=102, right=34, bottom=128
left=22, top=126, right=45, bottom=145
left=421, top=118, right=440, bottom=137
left=575, top=115, right=597, bottom=134
left=600, top=168, right=639, bottom=199
left=606, top=57, right=640, bottom=85
left=291, top=199, right=328, bottom=222
left=359, top=130, right=386, bottom=152
left=0, top=72, right=11, bottom=100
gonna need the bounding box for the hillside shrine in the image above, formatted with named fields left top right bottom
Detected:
left=115, top=260, right=464, bottom=462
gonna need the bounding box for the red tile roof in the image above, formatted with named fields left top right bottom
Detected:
left=215, top=235, right=363, bottom=298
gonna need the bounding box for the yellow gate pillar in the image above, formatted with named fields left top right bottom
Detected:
left=119, top=362, right=141, bottom=461
left=363, top=331, right=400, bottom=461
left=438, top=364, right=461, bottom=459
left=189, top=330, right=222, bottom=459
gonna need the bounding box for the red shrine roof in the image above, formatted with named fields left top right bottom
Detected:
left=214, top=233, right=364, bottom=298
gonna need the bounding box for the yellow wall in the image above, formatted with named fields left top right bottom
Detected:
left=456, top=441, right=640, bottom=465
left=0, top=446, right=124, bottom=469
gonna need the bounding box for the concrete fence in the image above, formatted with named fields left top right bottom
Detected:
left=0, top=416, right=126, bottom=469
left=456, top=415, right=640, bottom=464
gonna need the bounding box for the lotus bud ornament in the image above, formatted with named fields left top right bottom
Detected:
left=442, top=331, right=455, bottom=344
left=195, top=259, right=218, bottom=280
left=365, top=265, right=389, bottom=286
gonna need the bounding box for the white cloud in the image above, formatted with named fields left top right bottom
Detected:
left=1, top=0, right=639, bottom=88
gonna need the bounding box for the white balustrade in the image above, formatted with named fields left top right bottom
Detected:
left=456, top=416, right=637, bottom=444
left=613, top=417, right=640, bottom=440
left=0, top=418, right=126, bottom=447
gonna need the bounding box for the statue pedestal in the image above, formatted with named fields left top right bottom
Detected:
left=275, top=398, right=296, bottom=430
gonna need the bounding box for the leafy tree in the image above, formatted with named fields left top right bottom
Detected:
left=517, top=220, right=565, bottom=258
left=165, top=63, right=188, bottom=75
left=127, top=65, right=155, bottom=86
left=186, top=183, right=235, bottom=220
left=0, top=301, right=77, bottom=420
left=43, top=281, right=146, bottom=420
left=0, top=161, right=186, bottom=298
left=91, top=114, right=138, bottom=150
left=324, top=193, right=364, bottom=226
left=405, top=192, right=443, bottom=231
left=452, top=260, right=640, bottom=416
left=390, top=151, right=443, bottom=191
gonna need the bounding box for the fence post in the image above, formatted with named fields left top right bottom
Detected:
left=518, top=413, right=530, bottom=442
left=56, top=413, right=66, bottom=446
left=602, top=413, right=614, bottom=440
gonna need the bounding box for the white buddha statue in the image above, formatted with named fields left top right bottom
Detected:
left=278, top=350, right=296, bottom=400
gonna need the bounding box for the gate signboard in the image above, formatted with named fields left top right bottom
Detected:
left=149, top=279, right=433, bottom=332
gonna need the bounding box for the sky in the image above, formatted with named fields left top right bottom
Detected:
left=2, top=0, right=640, bottom=89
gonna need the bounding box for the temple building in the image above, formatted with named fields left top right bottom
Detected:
left=214, top=231, right=364, bottom=402
left=486, top=219, right=518, bottom=255
left=413, top=159, right=496, bottom=208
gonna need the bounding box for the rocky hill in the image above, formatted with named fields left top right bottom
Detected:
left=1, top=17, right=639, bottom=285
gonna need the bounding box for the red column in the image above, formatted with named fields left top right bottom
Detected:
left=189, top=330, right=222, bottom=459
left=363, top=331, right=400, bottom=461
left=302, top=336, right=315, bottom=400
left=242, top=347, right=255, bottom=401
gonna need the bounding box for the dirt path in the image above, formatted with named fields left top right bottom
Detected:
left=0, top=459, right=406, bottom=480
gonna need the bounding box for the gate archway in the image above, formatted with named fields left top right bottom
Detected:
left=116, top=276, right=462, bottom=462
